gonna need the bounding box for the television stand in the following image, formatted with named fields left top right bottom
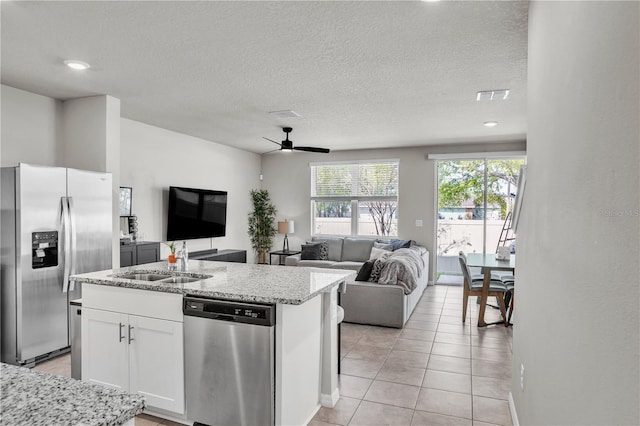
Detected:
left=189, top=248, right=246, bottom=263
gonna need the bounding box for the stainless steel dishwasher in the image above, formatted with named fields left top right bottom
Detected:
left=183, top=296, right=275, bottom=426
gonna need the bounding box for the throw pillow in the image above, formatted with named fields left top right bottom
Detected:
left=301, top=243, right=322, bottom=260
left=369, top=246, right=392, bottom=260
left=373, top=241, right=394, bottom=251
left=389, top=239, right=412, bottom=250
left=355, top=260, right=374, bottom=281
left=318, top=241, right=329, bottom=260
left=368, top=252, right=390, bottom=283
left=306, top=240, right=329, bottom=260
left=300, top=241, right=329, bottom=260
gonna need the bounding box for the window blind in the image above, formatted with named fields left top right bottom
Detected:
left=311, top=160, right=399, bottom=198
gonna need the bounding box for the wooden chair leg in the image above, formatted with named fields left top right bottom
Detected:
left=496, top=294, right=507, bottom=326
left=462, top=283, right=469, bottom=323
left=507, top=292, right=515, bottom=323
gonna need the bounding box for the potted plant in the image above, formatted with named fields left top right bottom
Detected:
left=164, top=242, right=177, bottom=270
left=248, top=189, right=277, bottom=264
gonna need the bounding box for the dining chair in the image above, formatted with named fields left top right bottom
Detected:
left=458, top=251, right=509, bottom=325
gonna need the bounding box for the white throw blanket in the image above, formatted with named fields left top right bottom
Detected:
left=378, top=247, right=425, bottom=294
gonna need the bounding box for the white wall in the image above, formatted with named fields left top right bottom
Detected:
left=261, top=140, right=525, bottom=282
left=1, top=85, right=61, bottom=167
left=512, top=2, right=639, bottom=424
left=120, top=119, right=261, bottom=260
left=60, top=95, right=122, bottom=267
left=2, top=86, right=262, bottom=263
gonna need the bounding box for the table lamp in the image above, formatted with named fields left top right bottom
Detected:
left=278, top=220, right=295, bottom=252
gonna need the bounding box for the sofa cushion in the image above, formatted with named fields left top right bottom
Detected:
left=312, top=237, right=344, bottom=261
left=342, top=238, right=375, bottom=262
left=336, top=261, right=365, bottom=271
left=297, top=260, right=339, bottom=268
left=355, top=260, right=374, bottom=281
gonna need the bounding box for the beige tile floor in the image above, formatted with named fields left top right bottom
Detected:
left=32, top=285, right=512, bottom=426
left=311, top=284, right=513, bottom=426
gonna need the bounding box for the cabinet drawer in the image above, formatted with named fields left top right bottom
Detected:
left=83, top=284, right=183, bottom=322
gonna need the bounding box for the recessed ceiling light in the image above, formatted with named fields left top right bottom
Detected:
left=476, top=90, right=509, bottom=101
left=64, top=60, right=90, bottom=70
left=484, top=121, right=499, bottom=127
left=269, top=110, right=301, bottom=119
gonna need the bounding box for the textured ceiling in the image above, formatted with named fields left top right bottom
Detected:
left=1, top=1, right=529, bottom=154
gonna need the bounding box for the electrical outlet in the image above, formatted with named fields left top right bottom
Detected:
left=520, top=364, right=525, bottom=390
left=415, top=219, right=423, bottom=227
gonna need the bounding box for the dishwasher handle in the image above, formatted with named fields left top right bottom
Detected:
left=211, top=314, right=236, bottom=322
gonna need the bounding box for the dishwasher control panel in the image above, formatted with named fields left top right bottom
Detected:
left=183, top=297, right=275, bottom=326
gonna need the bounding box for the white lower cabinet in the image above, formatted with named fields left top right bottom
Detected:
left=128, top=314, right=184, bottom=413
left=82, top=284, right=185, bottom=415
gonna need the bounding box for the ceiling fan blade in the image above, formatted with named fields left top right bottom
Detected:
left=294, top=146, right=331, bottom=154
left=262, top=137, right=283, bottom=147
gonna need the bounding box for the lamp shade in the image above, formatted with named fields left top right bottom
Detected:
left=278, top=220, right=294, bottom=234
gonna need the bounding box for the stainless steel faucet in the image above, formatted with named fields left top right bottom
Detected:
left=178, top=241, right=189, bottom=272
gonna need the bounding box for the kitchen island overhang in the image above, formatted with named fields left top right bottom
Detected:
left=72, top=260, right=355, bottom=426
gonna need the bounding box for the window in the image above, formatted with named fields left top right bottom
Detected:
left=311, top=160, right=399, bottom=236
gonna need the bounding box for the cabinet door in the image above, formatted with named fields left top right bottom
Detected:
left=129, top=315, right=185, bottom=414
left=82, top=308, right=129, bottom=391
left=136, top=243, right=159, bottom=265
left=120, top=245, right=136, bottom=267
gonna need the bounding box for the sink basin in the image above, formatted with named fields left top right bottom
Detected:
left=159, top=276, right=200, bottom=284
left=117, top=273, right=171, bottom=281
left=112, top=271, right=212, bottom=284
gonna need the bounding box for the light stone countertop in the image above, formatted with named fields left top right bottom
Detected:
left=71, top=260, right=355, bottom=305
left=0, top=362, right=145, bottom=426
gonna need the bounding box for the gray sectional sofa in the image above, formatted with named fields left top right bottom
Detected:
left=285, top=236, right=429, bottom=328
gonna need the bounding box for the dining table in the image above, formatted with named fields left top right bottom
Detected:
left=466, top=253, right=516, bottom=327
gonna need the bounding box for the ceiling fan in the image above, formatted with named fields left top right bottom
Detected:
left=263, top=127, right=330, bottom=154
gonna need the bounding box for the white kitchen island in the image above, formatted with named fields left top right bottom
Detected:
left=71, top=260, right=355, bottom=426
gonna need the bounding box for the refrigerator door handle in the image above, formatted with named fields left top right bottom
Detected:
left=67, top=197, right=77, bottom=292
left=61, top=197, right=72, bottom=293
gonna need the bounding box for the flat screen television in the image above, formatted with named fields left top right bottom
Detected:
left=167, top=186, right=227, bottom=241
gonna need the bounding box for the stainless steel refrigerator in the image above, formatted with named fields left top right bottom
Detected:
left=1, top=163, right=112, bottom=366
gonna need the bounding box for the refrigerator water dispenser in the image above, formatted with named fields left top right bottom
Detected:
left=32, top=231, right=58, bottom=269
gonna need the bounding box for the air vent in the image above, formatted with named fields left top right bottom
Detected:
left=476, top=90, right=509, bottom=101
left=268, top=110, right=301, bottom=119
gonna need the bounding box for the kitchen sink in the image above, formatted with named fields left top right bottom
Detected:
left=160, top=276, right=201, bottom=284
left=112, top=271, right=212, bottom=284
left=116, top=273, right=171, bottom=281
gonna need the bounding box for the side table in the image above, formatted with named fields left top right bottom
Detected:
left=269, top=250, right=301, bottom=265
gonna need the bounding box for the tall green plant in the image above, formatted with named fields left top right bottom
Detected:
left=248, top=189, right=277, bottom=263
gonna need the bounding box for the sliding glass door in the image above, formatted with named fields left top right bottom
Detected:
left=436, top=158, right=524, bottom=285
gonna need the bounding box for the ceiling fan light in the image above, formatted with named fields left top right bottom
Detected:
left=483, top=121, right=499, bottom=127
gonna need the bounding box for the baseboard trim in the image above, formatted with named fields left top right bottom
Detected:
left=509, top=392, right=519, bottom=426
left=320, top=388, right=339, bottom=407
